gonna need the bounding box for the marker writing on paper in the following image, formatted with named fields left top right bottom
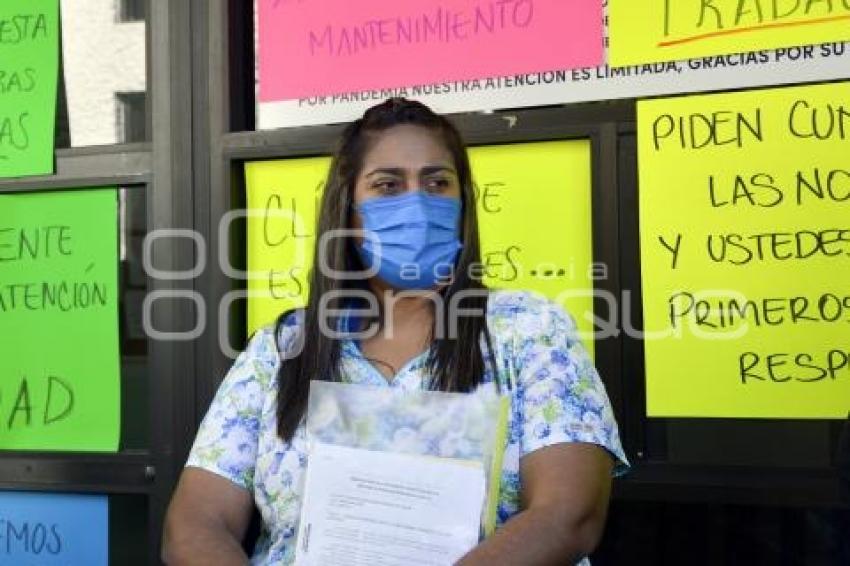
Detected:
left=660, top=0, right=850, bottom=45
left=474, top=182, right=505, bottom=213
left=652, top=96, right=850, bottom=152
left=0, top=13, right=50, bottom=44
left=0, top=225, right=111, bottom=313
left=788, top=98, right=850, bottom=140
left=704, top=228, right=850, bottom=265
left=0, top=112, right=30, bottom=160
left=0, top=68, right=37, bottom=94
left=483, top=246, right=521, bottom=282
left=263, top=195, right=314, bottom=247
left=261, top=187, right=319, bottom=301
left=666, top=290, right=850, bottom=384
left=268, top=268, right=305, bottom=300
left=307, top=0, right=536, bottom=57
left=651, top=108, right=763, bottom=150
left=649, top=86, right=850, bottom=397
left=1, top=375, right=75, bottom=431
left=0, top=519, right=63, bottom=556
left=0, top=279, right=109, bottom=312
left=0, top=225, right=73, bottom=261
left=0, top=11, right=48, bottom=162
left=658, top=234, right=683, bottom=269
left=668, top=291, right=850, bottom=330
left=473, top=179, right=575, bottom=282
left=709, top=168, right=850, bottom=208
left=702, top=166, right=850, bottom=265
left=738, top=350, right=850, bottom=383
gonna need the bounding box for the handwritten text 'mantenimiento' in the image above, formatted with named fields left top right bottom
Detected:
left=308, top=0, right=535, bottom=57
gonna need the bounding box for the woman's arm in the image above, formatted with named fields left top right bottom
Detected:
left=162, top=468, right=254, bottom=565
left=457, top=443, right=613, bottom=566
left=161, top=328, right=284, bottom=564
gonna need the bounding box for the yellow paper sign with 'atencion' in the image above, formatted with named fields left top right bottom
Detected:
left=638, top=81, right=850, bottom=419
left=609, top=0, right=850, bottom=67
left=245, top=141, right=595, bottom=353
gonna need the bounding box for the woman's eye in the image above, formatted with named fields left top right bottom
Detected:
left=372, top=180, right=400, bottom=194
left=425, top=178, right=451, bottom=192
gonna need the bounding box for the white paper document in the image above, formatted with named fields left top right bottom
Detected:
left=295, top=442, right=486, bottom=566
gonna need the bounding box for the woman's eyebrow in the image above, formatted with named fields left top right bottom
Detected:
left=365, top=165, right=457, bottom=177
left=420, top=165, right=457, bottom=176
left=365, top=167, right=405, bottom=178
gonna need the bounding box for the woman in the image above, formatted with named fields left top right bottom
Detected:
left=163, top=98, right=628, bottom=565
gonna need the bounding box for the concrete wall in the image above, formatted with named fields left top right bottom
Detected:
left=60, top=0, right=146, bottom=146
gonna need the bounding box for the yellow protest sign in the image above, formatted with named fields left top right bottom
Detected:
left=638, top=81, right=850, bottom=419
left=468, top=141, right=595, bottom=354
left=245, top=157, right=328, bottom=334
left=609, top=0, right=850, bottom=67
left=245, top=141, right=595, bottom=353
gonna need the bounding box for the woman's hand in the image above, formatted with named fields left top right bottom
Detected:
left=162, top=468, right=254, bottom=566
left=456, top=442, right=613, bottom=566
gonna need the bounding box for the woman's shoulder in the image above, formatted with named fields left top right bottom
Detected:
left=486, top=289, right=578, bottom=336
left=235, top=310, right=304, bottom=385
left=271, top=309, right=304, bottom=355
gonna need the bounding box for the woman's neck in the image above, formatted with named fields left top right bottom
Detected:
left=368, top=279, right=438, bottom=340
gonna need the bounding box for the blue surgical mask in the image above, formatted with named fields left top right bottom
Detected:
left=356, top=191, right=463, bottom=290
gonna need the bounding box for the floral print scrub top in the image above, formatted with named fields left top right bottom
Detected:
left=187, top=290, right=629, bottom=565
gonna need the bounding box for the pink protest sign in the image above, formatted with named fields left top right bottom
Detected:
left=258, top=0, right=604, bottom=101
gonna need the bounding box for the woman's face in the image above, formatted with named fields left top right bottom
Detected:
left=352, top=124, right=461, bottom=214
left=349, top=124, right=464, bottom=291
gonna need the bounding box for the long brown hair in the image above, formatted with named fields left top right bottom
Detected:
left=274, top=98, right=496, bottom=441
